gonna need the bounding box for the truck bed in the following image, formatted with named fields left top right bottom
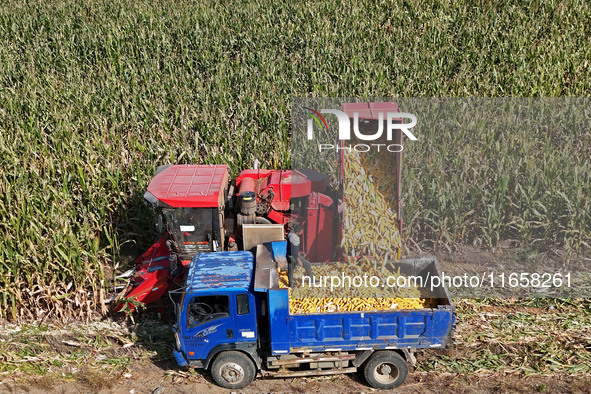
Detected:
left=265, top=257, right=455, bottom=355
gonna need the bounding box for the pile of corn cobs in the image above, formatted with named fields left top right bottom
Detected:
left=279, top=259, right=433, bottom=314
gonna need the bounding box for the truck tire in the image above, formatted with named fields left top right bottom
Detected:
left=363, top=351, right=408, bottom=390
left=210, top=351, right=255, bottom=389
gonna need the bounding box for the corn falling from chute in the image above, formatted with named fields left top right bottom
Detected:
left=341, top=151, right=402, bottom=259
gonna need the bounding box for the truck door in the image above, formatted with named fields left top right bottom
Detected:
left=233, top=292, right=257, bottom=343
left=183, top=293, right=235, bottom=360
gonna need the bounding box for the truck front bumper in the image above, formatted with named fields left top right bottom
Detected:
left=173, top=348, right=204, bottom=369
left=173, top=348, right=188, bottom=367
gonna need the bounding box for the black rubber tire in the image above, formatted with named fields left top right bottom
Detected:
left=363, top=351, right=409, bottom=390
left=210, top=351, right=256, bottom=389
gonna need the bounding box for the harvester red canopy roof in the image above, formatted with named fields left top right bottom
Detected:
left=144, top=165, right=229, bottom=208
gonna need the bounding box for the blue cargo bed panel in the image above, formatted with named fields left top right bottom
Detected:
left=288, top=308, right=454, bottom=351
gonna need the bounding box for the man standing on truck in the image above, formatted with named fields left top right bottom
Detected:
left=287, top=222, right=314, bottom=287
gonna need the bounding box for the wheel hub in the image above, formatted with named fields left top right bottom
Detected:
left=374, top=362, right=399, bottom=384
left=220, top=362, right=245, bottom=384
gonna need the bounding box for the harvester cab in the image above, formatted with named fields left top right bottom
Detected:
left=143, top=164, right=230, bottom=260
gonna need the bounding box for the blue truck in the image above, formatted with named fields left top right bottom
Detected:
left=171, top=242, right=455, bottom=390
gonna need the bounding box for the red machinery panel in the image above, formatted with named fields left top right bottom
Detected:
left=236, top=169, right=312, bottom=205
left=305, top=192, right=333, bottom=262
left=341, top=101, right=401, bottom=120
left=236, top=169, right=314, bottom=224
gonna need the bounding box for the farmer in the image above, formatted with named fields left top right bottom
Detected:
left=287, top=222, right=314, bottom=287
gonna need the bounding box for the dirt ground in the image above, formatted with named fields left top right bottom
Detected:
left=4, top=365, right=591, bottom=393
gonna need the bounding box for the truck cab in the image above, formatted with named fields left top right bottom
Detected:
left=172, top=251, right=261, bottom=387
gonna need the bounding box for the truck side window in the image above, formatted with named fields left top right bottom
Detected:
left=187, top=295, right=229, bottom=328
left=236, top=294, right=249, bottom=315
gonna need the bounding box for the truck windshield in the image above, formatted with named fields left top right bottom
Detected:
left=187, top=295, right=230, bottom=328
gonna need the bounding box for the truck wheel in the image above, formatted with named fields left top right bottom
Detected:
left=210, top=351, right=255, bottom=389
left=363, top=351, right=408, bottom=390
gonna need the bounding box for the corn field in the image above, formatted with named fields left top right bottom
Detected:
left=1, top=0, right=590, bottom=320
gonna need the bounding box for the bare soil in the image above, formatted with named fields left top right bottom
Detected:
left=4, top=366, right=591, bottom=393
